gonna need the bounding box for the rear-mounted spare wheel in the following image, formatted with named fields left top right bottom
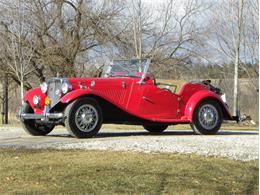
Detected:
left=64, top=97, right=103, bottom=138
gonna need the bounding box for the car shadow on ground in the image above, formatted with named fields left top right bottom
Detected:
left=48, top=130, right=258, bottom=139
left=96, top=131, right=258, bottom=138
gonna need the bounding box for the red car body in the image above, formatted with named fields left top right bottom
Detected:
left=18, top=59, right=235, bottom=138
left=23, top=77, right=232, bottom=123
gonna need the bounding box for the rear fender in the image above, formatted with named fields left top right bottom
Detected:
left=184, top=90, right=232, bottom=121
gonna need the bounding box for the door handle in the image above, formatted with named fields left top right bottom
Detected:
left=122, top=81, right=126, bottom=88
left=142, top=96, right=153, bottom=103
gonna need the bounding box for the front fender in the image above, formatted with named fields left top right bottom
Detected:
left=60, top=89, right=102, bottom=104
left=184, top=90, right=232, bottom=120
left=23, top=87, right=46, bottom=108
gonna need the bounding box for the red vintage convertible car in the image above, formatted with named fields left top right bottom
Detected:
left=18, top=59, right=236, bottom=138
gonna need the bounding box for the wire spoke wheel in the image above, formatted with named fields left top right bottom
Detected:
left=75, top=104, right=98, bottom=132
left=198, top=104, right=218, bottom=130
left=64, top=97, right=103, bottom=138
left=191, top=99, right=223, bottom=135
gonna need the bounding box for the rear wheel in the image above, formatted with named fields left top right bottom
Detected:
left=143, top=124, right=168, bottom=133
left=191, top=99, right=223, bottom=135
left=21, top=103, right=55, bottom=136
left=64, top=97, right=103, bottom=138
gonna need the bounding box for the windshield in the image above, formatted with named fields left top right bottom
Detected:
left=101, top=59, right=150, bottom=78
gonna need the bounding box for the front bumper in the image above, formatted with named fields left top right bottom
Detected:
left=17, top=105, right=64, bottom=121
left=19, top=113, right=64, bottom=120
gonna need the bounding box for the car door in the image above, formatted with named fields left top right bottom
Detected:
left=127, top=82, right=179, bottom=119
left=140, top=84, right=179, bottom=119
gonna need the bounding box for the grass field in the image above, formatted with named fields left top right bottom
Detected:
left=0, top=149, right=258, bottom=194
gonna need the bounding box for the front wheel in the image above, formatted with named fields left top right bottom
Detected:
left=191, top=99, right=223, bottom=135
left=64, top=97, right=103, bottom=138
left=143, top=124, right=168, bottom=133
left=21, top=103, right=55, bottom=136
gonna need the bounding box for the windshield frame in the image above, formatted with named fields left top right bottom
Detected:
left=101, top=59, right=150, bottom=82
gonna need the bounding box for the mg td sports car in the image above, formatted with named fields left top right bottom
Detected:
left=18, top=59, right=236, bottom=138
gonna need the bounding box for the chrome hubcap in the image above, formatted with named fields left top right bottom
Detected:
left=198, top=104, right=218, bottom=130
left=75, top=104, right=98, bottom=132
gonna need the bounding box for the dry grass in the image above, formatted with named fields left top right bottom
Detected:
left=0, top=149, right=258, bottom=194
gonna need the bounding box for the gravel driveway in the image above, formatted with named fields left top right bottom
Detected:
left=0, top=127, right=258, bottom=161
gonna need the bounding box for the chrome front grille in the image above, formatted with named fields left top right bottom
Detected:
left=47, top=79, right=62, bottom=108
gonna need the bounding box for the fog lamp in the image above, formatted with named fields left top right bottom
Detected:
left=44, top=97, right=51, bottom=105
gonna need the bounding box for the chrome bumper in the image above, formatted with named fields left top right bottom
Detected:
left=19, top=113, right=64, bottom=120
left=17, top=105, right=64, bottom=120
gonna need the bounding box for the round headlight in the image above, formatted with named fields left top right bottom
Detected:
left=61, top=82, right=71, bottom=94
left=33, top=95, right=40, bottom=105
left=40, top=82, right=48, bottom=93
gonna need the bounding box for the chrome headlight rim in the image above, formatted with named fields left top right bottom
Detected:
left=33, top=95, right=40, bottom=105
left=40, top=82, right=48, bottom=94
left=61, top=80, right=72, bottom=94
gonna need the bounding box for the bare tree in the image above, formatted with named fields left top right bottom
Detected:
left=0, top=0, right=125, bottom=82
left=0, top=0, right=35, bottom=101
left=131, top=0, right=143, bottom=58
left=206, top=0, right=258, bottom=116
left=26, top=0, right=124, bottom=77
left=114, top=0, right=208, bottom=78
left=233, top=0, right=244, bottom=117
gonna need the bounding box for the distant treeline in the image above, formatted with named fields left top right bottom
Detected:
left=152, top=63, right=259, bottom=80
